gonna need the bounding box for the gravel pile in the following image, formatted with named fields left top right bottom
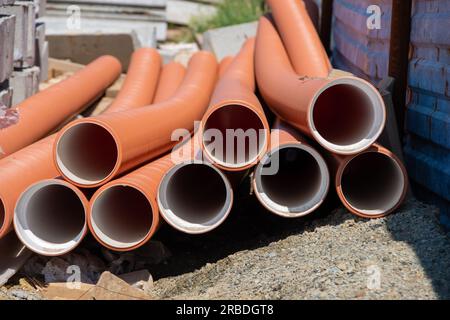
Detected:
left=2, top=198, right=449, bottom=300
left=152, top=199, right=450, bottom=299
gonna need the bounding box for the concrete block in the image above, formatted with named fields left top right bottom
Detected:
left=47, top=32, right=141, bottom=72
left=0, top=87, right=13, bottom=108
left=166, top=0, right=216, bottom=25
left=35, top=21, right=48, bottom=81
left=0, top=14, right=15, bottom=83
left=202, top=21, right=258, bottom=60
left=0, top=2, right=36, bottom=67
left=10, top=66, right=40, bottom=105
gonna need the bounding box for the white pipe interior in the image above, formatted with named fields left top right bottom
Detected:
left=14, top=180, right=86, bottom=255
left=254, top=144, right=330, bottom=217
left=90, top=185, right=153, bottom=249
left=203, top=104, right=267, bottom=168
left=340, top=152, right=405, bottom=215
left=158, top=163, right=232, bottom=234
left=310, top=78, right=385, bottom=154
left=56, top=122, right=119, bottom=185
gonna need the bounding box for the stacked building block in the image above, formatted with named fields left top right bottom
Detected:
left=0, top=0, right=48, bottom=107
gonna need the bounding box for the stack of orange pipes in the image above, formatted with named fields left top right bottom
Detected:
left=0, top=0, right=408, bottom=258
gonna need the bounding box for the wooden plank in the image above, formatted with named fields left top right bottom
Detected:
left=388, top=0, right=412, bottom=134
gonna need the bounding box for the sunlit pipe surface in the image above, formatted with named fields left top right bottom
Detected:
left=219, top=56, right=234, bottom=78
left=14, top=179, right=89, bottom=256
left=55, top=52, right=218, bottom=188
left=253, top=119, right=330, bottom=217
left=332, top=143, right=408, bottom=218
left=200, top=38, right=270, bottom=171
left=0, top=56, right=122, bottom=159
left=0, top=52, right=159, bottom=240
left=254, top=15, right=386, bottom=155
left=267, top=0, right=331, bottom=77
left=106, top=48, right=161, bottom=112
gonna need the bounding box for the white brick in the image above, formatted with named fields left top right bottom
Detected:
left=10, top=66, right=40, bottom=105
left=0, top=14, right=15, bottom=83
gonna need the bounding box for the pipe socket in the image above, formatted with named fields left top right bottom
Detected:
left=14, top=179, right=88, bottom=256
left=55, top=121, right=120, bottom=186
left=309, top=77, right=386, bottom=155
left=335, top=146, right=408, bottom=218
left=254, top=143, right=329, bottom=217
left=158, top=162, right=233, bottom=234
left=202, top=103, right=269, bottom=170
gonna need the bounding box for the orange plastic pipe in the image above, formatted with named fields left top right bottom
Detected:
left=14, top=179, right=89, bottom=256
left=106, top=48, right=161, bottom=113
left=267, top=0, right=331, bottom=77
left=332, top=144, right=408, bottom=218
left=253, top=119, right=329, bottom=217
left=255, top=15, right=386, bottom=155
left=54, top=51, right=218, bottom=188
left=200, top=38, right=270, bottom=171
left=0, top=56, right=122, bottom=159
left=219, top=56, right=234, bottom=78
left=0, top=53, right=160, bottom=240
left=153, top=62, right=186, bottom=104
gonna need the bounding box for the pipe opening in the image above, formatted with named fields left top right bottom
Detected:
left=91, top=186, right=153, bottom=249
left=56, top=122, right=119, bottom=185
left=340, top=152, right=405, bottom=215
left=158, top=163, right=232, bottom=234
left=310, top=79, right=385, bottom=154
left=14, top=181, right=86, bottom=255
left=203, top=104, right=267, bottom=168
left=254, top=144, right=329, bottom=217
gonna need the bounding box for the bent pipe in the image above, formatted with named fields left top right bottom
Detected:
left=200, top=38, right=270, bottom=171
left=333, top=144, right=408, bottom=218
left=0, top=56, right=122, bottom=159
left=255, top=16, right=386, bottom=155
left=267, top=0, right=331, bottom=78
left=106, top=48, right=162, bottom=113
left=55, top=51, right=218, bottom=188
left=0, top=54, right=159, bottom=240
left=14, top=179, right=88, bottom=256
left=253, top=120, right=330, bottom=218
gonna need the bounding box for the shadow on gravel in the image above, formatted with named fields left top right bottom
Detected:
left=385, top=200, right=450, bottom=299
left=148, top=177, right=347, bottom=280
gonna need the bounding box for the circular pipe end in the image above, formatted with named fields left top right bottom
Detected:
left=14, top=180, right=88, bottom=256
left=336, top=150, right=407, bottom=218
left=309, top=77, right=386, bottom=155
left=253, top=144, right=330, bottom=218
left=56, top=121, right=120, bottom=187
left=158, top=162, right=233, bottom=234
left=90, top=184, right=156, bottom=251
left=202, top=103, right=269, bottom=170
